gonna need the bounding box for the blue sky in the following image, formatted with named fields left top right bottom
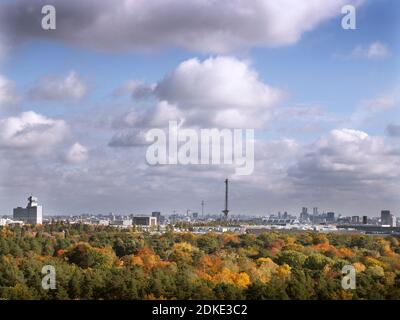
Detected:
left=3, top=0, right=398, bottom=135
left=0, top=0, right=398, bottom=216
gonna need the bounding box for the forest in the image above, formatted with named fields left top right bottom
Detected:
left=0, top=223, right=399, bottom=300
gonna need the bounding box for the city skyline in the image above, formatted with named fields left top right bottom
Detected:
left=4, top=191, right=397, bottom=220
left=0, top=0, right=399, bottom=216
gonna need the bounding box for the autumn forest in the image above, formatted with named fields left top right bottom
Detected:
left=0, top=224, right=399, bottom=300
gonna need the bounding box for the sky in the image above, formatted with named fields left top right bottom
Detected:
left=0, top=0, right=399, bottom=217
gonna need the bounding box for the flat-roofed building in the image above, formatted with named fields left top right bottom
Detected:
left=13, top=196, right=43, bottom=225
left=327, top=212, right=335, bottom=223
left=381, top=210, right=392, bottom=226
left=110, top=219, right=132, bottom=228
left=133, top=216, right=157, bottom=226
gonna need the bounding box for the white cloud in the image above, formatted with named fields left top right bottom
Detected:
left=150, top=101, right=184, bottom=127
left=351, top=42, right=391, bottom=60
left=109, top=56, right=284, bottom=146
left=0, top=75, right=19, bottom=111
left=65, top=143, right=88, bottom=164
left=0, top=111, right=68, bottom=151
left=155, top=56, right=284, bottom=128
left=289, top=129, right=400, bottom=187
left=29, top=71, right=87, bottom=101
left=0, top=0, right=363, bottom=53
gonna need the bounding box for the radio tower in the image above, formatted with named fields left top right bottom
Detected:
left=222, top=178, right=229, bottom=219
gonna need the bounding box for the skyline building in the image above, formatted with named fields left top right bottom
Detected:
left=381, top=210, right=392, bottom=226
left=327, top=212, right=335, bottom=223
left=13, top=196, right=43, bottom=225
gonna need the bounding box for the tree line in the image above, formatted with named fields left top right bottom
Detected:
left=0, top=223, right=399, bottom=300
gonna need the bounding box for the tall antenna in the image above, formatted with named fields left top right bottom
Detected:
left=201, top=200, right=204, bottom=218
left=222, top=178, right=229, bottom=219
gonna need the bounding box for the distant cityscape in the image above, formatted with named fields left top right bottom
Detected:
left=1, top=190, right=399, bottom=236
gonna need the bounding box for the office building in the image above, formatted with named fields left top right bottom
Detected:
left=351, top=216, right=360, bottom=224
left=381, top=210, right=392, bottom=226
left=327, top=212, right=335, bottom=223
left=110, top=219, right=132, bottom=228
left=152, top=211, right=161, bottom=219
left=390, top=214, right=397, bottom=227
left=152, top=211, right=165, bottom=224
left=133, top=216, right=157, bottom=226
left=13, top=196, right=43, bottom=225
left=300, top=207, right=309, bottom=222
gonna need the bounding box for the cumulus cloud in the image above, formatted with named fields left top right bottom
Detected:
left=351, top=42, right=391, bottom=60
left=288, top=129, right=400, bottom=191
left=108, top=56, right=284, bottom=147
left=0, top=0, right=363, bottom=53
left=155, top=56, right=283, bottom=128
left=0, top=75, right=19, bottom=111
left=65, top=143, right=88, bottom=164
left=0, top=111, right=68, bottom=151
left=29, top=71, right=87, bottom=101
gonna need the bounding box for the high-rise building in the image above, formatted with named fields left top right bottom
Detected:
left=381, top=210, right=391, bottom=226
left=327, top=212, right=335, bottom=223
left=313, top=207, right=318, bottom=216
left=390, top=214, right=397, bottom=227
left=351, top=216, right=360, bottom=224
left=152, top=211, right=165, bottom=224
left=152, top=212, right=161, bottom=219
left=13, top=195, right=43, bottom=225
left=362, top=216, right=368, bottom=224
left=300, top=207, right=309, bottom=222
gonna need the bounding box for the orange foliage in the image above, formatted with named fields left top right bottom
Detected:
left=198, top=255, right=222, bottom=274
left=222, top=234, right=240, bottom=245
left=337, top=247, right=355, bottom=258
left=353, top=262, right=366, bottom=273
left=55, top=249, right=66, bottom=257
left=268, top=240, right=285, bottom=256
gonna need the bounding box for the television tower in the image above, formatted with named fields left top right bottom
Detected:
left=222, top=178, right=229, bottom=219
